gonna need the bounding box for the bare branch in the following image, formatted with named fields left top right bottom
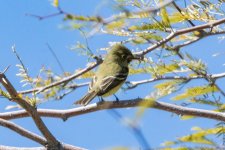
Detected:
left=0, top=73, right=59, bottom=149
left=0, top=146, right=45, bottom=150
left=36, top=62, right=101, bottom=94
left=0, top=118, right=46, bottom=146
left=126, top=76, right=195, bottom=89
left=134, top=17, right=225, bottom=56
left=103, top=0, right=174, bottom=24
left=1, top=99, right=225, bottom=122
left=126, top=72, right=225, bottom=89
left=172, top=1, right=195, bottom=27
left=176, top=50, right=225, bottom=97
left=17, top=62, right=100, bottom=95
left=0, top=144, right=84, bottom=150
left=28, top=0, right=173, bottom=24
left=169, top=30, right=225, bottom=51
left=19, top=82, right=89, bottom=95
left=25, top=7, right=64, bottom=20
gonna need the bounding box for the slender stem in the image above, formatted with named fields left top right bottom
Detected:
left=134, top=17, right=225, bottom=56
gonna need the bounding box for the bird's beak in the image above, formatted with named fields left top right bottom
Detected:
left=132, top=56, right=141, bottom=60
left=127, top=54, right=142, bottom=63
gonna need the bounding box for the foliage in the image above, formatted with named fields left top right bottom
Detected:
left=163, top=126, right=225, bottom=148
left=1, top=0, right=225, bottom=149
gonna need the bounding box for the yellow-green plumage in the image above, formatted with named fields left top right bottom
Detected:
left=75, top=44, right=135, bottom=106
left=101, top=81, right=125, bottom=97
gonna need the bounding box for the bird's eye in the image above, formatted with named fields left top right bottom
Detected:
left=122, top=55, right=126, bottom=59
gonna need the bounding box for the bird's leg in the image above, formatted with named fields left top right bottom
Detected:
left=113, top=94, right=119, bottom=102
left=98, top=96, right=105, bottom=102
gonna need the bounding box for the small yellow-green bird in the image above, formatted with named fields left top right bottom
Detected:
left=75, top=44, right=139, bottom=106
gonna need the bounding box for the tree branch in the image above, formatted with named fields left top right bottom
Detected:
left=0, top=144, right=84, bottom=150
left=0, top=145, right=45, bottom=150
left=19, top=82, right=89, bottom=95
left=1, top=99, right=225, bottom=122
left=134, top=17, right=225, bottom=56
left=28, top=0, right=173, bottom=24
left=0, top=118, right=46, bottom=146
left=125, top=72, right=225, bottom=89
left=0, top=117, right=84, bottom=150
left=103, top=0, right=174, bottom=24
left=17, top=61, right=100, bottom=95
left=0, top=73, right=59, bottom=149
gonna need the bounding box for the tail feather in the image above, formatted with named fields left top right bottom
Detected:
left=75, top=91, right=98, bottom=106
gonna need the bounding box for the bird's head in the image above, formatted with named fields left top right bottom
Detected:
left=108, top=44, right=139, bottom=64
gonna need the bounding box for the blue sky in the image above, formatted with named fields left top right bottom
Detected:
left=1, top=0, right=225, bottom=149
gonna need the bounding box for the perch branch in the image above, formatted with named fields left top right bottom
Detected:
left=1, top=99, right=225, bottom=122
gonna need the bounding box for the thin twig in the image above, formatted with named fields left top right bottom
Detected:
left=177, top=51, right=225, bottom=97
left=46, top=43, right=65, bottom=73
left=17, top=61, right=100, bottom=95
left=28, top=0, right=173, bottom=24
left=103, top=0, right=174, bottom=24
left=35, top=61, right=101, bottom=94
left=25, top=7, right=64, bottom=20
left=18, top=82, right=89, bottom=95
left=126, top=73, right=225, bottom=89
left=172, top=1, right=195, bottom=27
left=134, top=17, right=225, bottom=57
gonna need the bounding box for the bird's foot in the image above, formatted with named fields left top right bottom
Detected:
left=113, top=94, right=120, bottom=102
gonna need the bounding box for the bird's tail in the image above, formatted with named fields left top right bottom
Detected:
left=75, top=91, right=98, bottom=106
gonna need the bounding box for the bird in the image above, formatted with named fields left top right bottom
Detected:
left=75, top=44, right=139, bottom=106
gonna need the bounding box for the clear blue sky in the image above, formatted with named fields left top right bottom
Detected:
left=0, top=0, right=225, bottom=149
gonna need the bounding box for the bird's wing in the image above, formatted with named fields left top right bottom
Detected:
left=98, top=72, right=128, bottom=95
left=88, top=75, right=97, bottom=92
left=75, top=90, right=98, bottom=106
left=75, top=75, right=98, bottom=106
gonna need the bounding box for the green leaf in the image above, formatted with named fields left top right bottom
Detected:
left=164, top=127, right=220, bottom=147
left=154, top=80, right=184, bottom=98
left=0, top=88, right=10, bottom=99
left=129, top=67, right=147, bottom=75
left=189, top=98, right=221, bottom=107
left=107, top=147, right=129, bottom=150
left=180, top=54, right=207, bottom=74
left=178, top=128, right=218, bottom=145
left=129, top=22, right=164, bottom=31
left=135, top=98, right=156, bottom=121
left=162, top=141, right=175, bottom=146
left=173, top=85, right=218, bottom=101
left=180, top=115, right=195, bottom=120
left=105, top=20, right=125, bottom=30
left=52, top=0, right=59, bottom=7
left=64, top=14, right=102, bottom=22
left=147, top=63, right=180, bottom=76
left=160, top=1, right=170, bottom=27
left=78, top=70, right=95, bottom=79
